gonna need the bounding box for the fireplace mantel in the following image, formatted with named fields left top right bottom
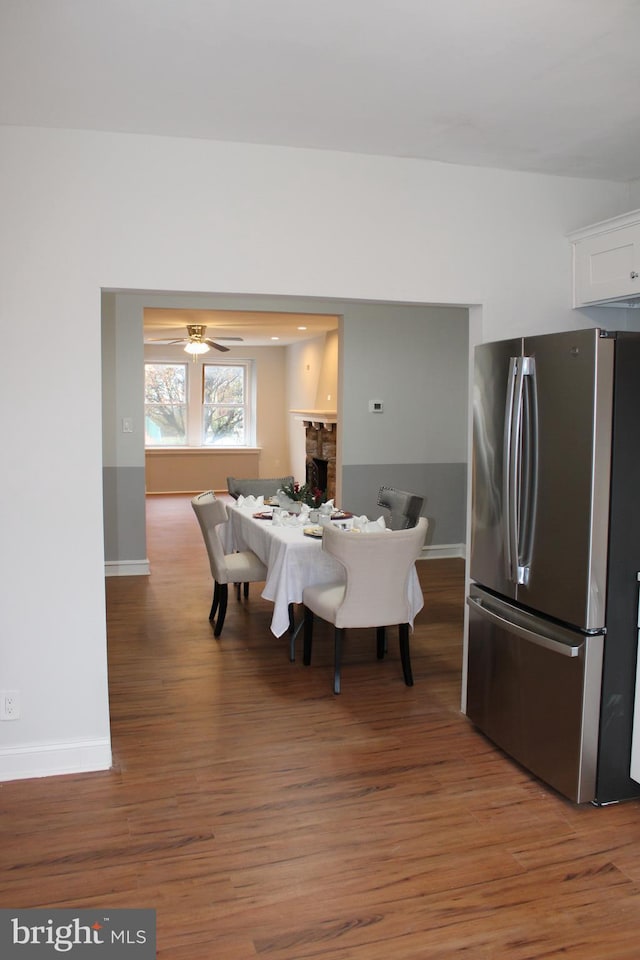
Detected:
left=290, top=409, right=337, bottom=429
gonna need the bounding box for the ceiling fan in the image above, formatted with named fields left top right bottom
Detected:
left=146, top=324, right=244, bottom=355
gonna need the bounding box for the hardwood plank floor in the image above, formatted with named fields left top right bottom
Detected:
left=2, top=493, right=640, bottom=958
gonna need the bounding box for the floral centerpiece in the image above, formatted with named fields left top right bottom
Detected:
left=279, top=480, right=326, bottom=508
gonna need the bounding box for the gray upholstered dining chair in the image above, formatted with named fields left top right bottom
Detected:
left=191, top=491, right=267, bottom=637
left=377, top=486, right=425, bottom=530
left=226, top=476, right=294, bottom=500
left=302, top=517, right=428, bottom=693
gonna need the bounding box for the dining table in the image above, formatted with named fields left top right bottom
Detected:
left=224, top=500, right=424, bottom=658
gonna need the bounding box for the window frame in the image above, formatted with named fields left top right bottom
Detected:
left=144, top=358, right=256, bottom=449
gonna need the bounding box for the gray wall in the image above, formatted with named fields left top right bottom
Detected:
left=101, top=293, right=148, bottom=570
left=344, top=463, right=467, bottom=545
left=340, top=303, right=469, bottom=549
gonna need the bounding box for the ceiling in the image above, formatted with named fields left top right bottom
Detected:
left=143, top=308, right=339, bottom=348
left=2, top=0, right=640, bottom=183
left=5, top=1, right=640, bottom=348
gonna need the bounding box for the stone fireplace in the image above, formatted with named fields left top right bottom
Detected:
left=304, top=420, right=336, bottom=501
left=291, top=412, right=338, bottom=502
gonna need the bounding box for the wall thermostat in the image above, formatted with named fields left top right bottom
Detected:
left=368, top=399, right=384, bottom=413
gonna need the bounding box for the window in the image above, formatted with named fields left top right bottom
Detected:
left=144, top=360, right=255, bottom=447
left=144, top=363, right=187, bottom=445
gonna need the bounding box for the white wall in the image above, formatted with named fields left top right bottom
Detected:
left=0, top=123, right=631, bottom=780
left=286, top=332, right=336, bottom=484
left=628, top=180, right=640, bottom=209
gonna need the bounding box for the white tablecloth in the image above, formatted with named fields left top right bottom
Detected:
left=225, top=503, right=424, bottom=637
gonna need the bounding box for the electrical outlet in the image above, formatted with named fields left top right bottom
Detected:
left=0, top=690, right=20, bottom=720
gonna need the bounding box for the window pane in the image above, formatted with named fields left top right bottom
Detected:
left=203, top=366, right=244, bottom=404
left=145, top=363, right=186, bottom=402
left=202, top=364, right=247, bottom=446
left=145, top=405, right=187, bottom=444
left=145, top=363, right=187, bottom=445
left=203, top=407, right=245, bottom=446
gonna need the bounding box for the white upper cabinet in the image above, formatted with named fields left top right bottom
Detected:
left=569, top=210, right=640, bottom=307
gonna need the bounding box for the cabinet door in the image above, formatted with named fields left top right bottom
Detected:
left=574, top=223, right=640, bottom=305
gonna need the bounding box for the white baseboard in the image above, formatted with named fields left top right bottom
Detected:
left=104, top=559, right=150, bottom=577
left=420, top=543, right=466, bottom=559
left=0, top=738, right=112, bottom=783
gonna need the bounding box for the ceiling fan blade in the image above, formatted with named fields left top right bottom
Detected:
left=211, top=336, right=244, bottom=342
left=205, top=340, right=230, bottom=352
left=145, top=337, right=187, bottom=344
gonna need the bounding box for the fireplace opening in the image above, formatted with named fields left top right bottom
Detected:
left=306, top=457, right=328, bottom=497
left=302, top=420, right=336, bottom=500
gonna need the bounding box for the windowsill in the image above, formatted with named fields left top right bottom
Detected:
left=145, top=447, right=261, bottom=455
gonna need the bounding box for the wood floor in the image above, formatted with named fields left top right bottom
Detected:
left=2, top=494, right=640, bottom=958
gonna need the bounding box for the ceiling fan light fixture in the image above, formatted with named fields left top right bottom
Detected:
left=184, top=340, right=210, bottom=355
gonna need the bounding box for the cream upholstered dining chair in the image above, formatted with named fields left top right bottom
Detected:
left=302, top=517, right=428, bottom=693
left=226, top=476, right=294, bottom=500
left=191, top=491, right=267, bottom=637
left=377, top=486, right=425, bottom=530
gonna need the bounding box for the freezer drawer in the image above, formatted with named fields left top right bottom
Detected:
left=466, top=586, right=604, bottom=803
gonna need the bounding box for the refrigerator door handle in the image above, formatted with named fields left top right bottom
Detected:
left=517, top=357, right=538, bottom=586
left=502, top=357, right=518, bottom=582
left=510, top=357, right=525, bottom=584
left=503, top=355, right=537, bottom=586
left=466, top=595, right=581, bottom=657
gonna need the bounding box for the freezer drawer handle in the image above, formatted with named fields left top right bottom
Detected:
left=466, top=595, right=580, bottom=657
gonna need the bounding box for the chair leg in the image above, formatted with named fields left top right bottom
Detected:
left=334, top=627, right=344, bottom=694
left=399, top=623, right=413, bottom=686
left=376, top=626, right=386, bottom=659
left=243, top=582, right=249, bottom=599
left=303, top=607, right=314, bottom=665
left=235, top=582, right=241, bottom=601
left=209, top=581, right=220, bottom=622
left=213, top=584, right=229, bottom=637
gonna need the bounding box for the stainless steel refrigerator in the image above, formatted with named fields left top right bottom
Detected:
left=467, top=327, right=640, bottom=804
